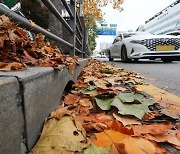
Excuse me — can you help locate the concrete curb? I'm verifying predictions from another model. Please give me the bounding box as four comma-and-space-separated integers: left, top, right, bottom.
0, 59, 87, 153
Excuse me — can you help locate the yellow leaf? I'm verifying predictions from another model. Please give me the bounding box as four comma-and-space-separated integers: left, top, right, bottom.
31, 116, 87, 153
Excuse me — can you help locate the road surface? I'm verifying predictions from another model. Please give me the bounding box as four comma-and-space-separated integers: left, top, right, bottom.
101, 58, 180, 96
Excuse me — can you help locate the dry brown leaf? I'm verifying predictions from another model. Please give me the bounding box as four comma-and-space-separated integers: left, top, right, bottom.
143, 111, 160, 120
110, 120, 134, 135
50, 107, 72, 119
44, 46, 52, 53
69, 63, 75, 74
79, 98, 92, 108
35, 34, 45, 48
110, 143, 127, 154
63, 93, 81, 105
113, 113, 141, 126
158, 99, 180, 119
22, 50, 38, 65
83, 113, 113, 131
0, 62, 23, 71
29, 20, 36, 27
144, 130, 180, 148
131, 123, 173, 135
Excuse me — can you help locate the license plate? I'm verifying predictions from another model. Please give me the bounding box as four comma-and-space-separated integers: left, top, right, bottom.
156, 45, 175, 51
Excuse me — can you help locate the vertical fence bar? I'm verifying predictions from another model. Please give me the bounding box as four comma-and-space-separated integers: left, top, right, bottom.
69, 0, 76, 56
81, 20, 84, 58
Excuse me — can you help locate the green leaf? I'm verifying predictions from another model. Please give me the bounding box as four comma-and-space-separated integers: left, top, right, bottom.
86, 85, 97, 91
84, 144, 111, 154
118, 92, 135, 103
142, 98, 156, 105
95, 97, 113, 110
111, 96, 151, 119
134, 93, 146, 102
94, 92, 156, 119
100, 68, 114, 74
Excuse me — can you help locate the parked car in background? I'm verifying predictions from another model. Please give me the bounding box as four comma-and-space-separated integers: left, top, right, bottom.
109, 32, 180, 62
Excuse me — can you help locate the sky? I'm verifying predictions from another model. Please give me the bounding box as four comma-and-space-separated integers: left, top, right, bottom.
95, 0, 177, 51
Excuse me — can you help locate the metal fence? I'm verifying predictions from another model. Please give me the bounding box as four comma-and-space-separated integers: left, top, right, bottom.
0, 0, 90, 57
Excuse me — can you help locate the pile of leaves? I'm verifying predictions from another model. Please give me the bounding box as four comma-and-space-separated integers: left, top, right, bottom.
31, 59, 180, 154
0, 15, 78, 72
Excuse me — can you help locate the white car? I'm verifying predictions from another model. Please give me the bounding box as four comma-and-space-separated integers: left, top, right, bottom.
109, 32, 180, 62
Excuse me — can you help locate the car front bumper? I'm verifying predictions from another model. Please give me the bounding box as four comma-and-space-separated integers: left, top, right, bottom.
129, 51, 180, 59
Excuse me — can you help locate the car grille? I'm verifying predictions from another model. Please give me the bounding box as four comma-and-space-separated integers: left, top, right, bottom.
140, 38, 180, 51
143, 52, 180, 55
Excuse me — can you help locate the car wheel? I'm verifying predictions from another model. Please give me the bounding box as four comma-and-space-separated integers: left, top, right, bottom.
161, 58, 173, 63
108, 50, 114, 61
121, 46, 130, 63
134, 59, 139, 62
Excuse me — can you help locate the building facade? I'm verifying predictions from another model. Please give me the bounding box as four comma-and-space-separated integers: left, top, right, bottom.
144, 0, 180, 34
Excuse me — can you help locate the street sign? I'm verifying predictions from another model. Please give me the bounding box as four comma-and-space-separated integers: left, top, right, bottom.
101, 24, 108, 27
110, 24, 117, 27
97, 28, 116, 35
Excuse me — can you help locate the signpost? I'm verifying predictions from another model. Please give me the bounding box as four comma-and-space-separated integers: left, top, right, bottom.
97, 28, 116, 35
97, 23, 117, 36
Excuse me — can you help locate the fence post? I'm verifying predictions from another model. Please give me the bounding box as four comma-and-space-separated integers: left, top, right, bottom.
69, 0, 76, 56
77, 0, 84, 58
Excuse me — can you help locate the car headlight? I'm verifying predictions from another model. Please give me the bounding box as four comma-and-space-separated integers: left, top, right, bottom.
130, 40, 142, 44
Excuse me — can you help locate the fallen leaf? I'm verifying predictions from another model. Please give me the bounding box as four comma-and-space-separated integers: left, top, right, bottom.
30, 146, 74, 154
113, 113, 141, 126
73, 82, 88, 89
69, 63, 75, 74
93, 130, 129, 147
79, 98, 92, 108
83, 113, 113, 131
110, 120, 134, 135
84, 144, 111, 154
50, 107, 72, 119
131, 123, 173, 135
0, 62, 23, 71
63, 93, 81, 105
110, 143, 127, 154
144, 130, 180, 148
95, 97, 113, 110
111, 96, 154, 119
143, 112, 160, 120
35, 34, 45, 48
22, 50, 37, 65
158, 99, 180, 119
31, 116, 87, 153
29, 20, 36, 27
93, 130, 165, 154
120, 137, 155, 154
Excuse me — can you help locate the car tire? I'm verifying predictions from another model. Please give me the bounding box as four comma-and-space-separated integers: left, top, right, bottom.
121, 46, 130, 63
134, 59, 139, 62
108, 50, 114, 61
161, 58, 173, 63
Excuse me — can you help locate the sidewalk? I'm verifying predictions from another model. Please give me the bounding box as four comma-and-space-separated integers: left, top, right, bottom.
31, 59, 180, 154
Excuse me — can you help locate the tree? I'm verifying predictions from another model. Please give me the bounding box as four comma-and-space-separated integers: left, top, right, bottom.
82, 0, 124, 52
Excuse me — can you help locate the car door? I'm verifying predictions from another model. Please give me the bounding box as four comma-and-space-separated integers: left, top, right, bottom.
114, 34, 123, 57
110, 38, 118, 57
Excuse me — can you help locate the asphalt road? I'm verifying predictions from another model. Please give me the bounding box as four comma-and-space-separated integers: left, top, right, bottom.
100, 58, 180, 96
